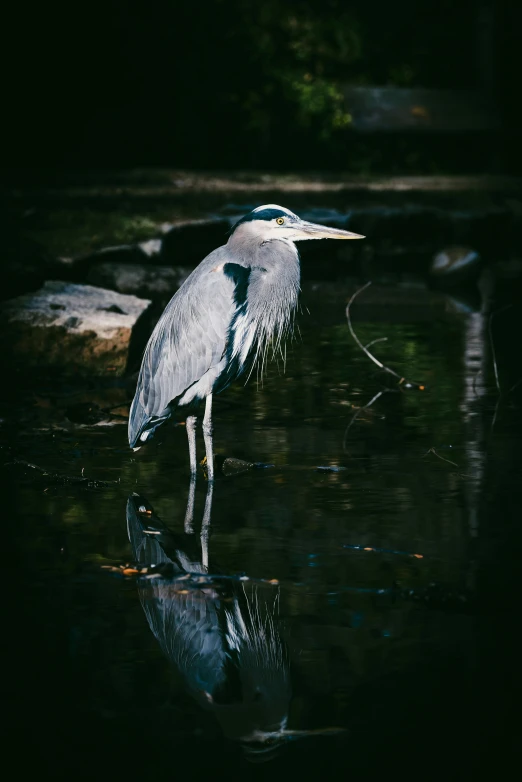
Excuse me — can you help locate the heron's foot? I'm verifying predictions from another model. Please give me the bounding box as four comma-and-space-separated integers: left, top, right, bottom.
200, 455, 215, 482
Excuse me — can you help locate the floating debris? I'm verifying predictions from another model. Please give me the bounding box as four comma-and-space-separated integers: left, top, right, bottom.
343, 543, 424, 559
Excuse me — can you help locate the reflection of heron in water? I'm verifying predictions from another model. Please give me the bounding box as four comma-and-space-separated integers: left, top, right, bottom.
126, 488, 340, 761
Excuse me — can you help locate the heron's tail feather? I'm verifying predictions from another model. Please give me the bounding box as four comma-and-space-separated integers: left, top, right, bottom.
128, 394, 171, 448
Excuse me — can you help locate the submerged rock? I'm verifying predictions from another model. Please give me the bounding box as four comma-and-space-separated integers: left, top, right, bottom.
430, 246, 481, 284
0, 281, 151, 376
82, 238, 163, 266
221, 457, 254, 476
87, 262, 194, 299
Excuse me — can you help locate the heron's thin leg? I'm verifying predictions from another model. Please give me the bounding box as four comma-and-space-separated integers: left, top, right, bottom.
183, 475, 196, 534
200, 479, 214, 571
186, 415, 198, 475
202, 394, 214, 482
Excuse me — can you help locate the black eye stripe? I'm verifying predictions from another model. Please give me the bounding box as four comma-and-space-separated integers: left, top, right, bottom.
229, 207, 298, 235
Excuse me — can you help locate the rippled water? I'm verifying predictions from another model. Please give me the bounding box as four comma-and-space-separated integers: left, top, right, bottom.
5, 278, 521, 778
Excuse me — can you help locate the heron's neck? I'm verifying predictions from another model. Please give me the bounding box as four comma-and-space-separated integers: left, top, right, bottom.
227, 235, 300, 271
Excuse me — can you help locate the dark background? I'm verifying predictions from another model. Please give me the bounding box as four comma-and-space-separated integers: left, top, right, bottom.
2, 4, 522, 779
4, 0, 522, 175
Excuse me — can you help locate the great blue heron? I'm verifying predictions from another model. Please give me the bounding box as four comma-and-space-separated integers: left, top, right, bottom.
128, 204, 364, 477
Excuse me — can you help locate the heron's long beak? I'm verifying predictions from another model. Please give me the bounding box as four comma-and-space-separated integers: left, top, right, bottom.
297, 221, 365, 240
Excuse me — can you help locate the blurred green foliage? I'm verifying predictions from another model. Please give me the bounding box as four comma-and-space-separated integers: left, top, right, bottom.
209, 0, 481, 144
223, 2, 361, 139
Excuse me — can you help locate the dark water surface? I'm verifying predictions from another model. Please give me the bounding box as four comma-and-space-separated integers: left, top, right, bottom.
4, 280, 521, 779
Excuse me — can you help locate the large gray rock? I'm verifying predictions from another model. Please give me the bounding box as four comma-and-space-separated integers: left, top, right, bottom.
160, 218, 230, 263
0, 281, 151, 376
87, 263, 194, 299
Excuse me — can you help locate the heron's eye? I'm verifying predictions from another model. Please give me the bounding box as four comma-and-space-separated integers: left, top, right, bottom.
276, 217, 285, 225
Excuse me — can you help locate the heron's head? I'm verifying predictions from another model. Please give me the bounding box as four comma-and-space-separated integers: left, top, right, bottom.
229, 204, 364, 243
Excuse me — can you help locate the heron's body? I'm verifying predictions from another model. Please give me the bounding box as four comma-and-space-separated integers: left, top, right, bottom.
129, 228, 299, 448
128, 205, 363, 477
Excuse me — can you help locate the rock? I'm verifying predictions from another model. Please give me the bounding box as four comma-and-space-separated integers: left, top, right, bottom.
87, 263, 194, 299
64, 402, 109, 425
221, 457, 254, 477
0, 281, 151, 376
430, 246, 481, 283
160, 218, 231, 263
79, 238, 163, 268
73, 218, 229, 274
3, 233, 59, 301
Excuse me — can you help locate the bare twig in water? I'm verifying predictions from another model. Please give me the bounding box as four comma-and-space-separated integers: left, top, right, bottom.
491, 396, 501, 432
346, 282, 425, 390
7, 458, 118, 489
488, 305, 513, 396
422, 447, 459, 468
508, 377, 522, 394
472, 367, 483, 398
343, 543, 424, 559
343, 389, 390, 450
488, 310, 501, 394
487, 305, 514, 431
364, 336, 388, 351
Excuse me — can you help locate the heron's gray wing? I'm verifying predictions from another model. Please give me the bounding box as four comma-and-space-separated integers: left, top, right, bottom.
128, 249, 236, 445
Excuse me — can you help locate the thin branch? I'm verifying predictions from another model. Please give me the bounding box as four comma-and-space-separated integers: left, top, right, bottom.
491, 396, 500, 432
488, 304, 513, 396
488, 310, 501, 394
346, 283, 389, 372
472, 367, 483, 398
364, 336, 388, 351
8, 458, 118, 488
508, 377, 522, 394
422, 447, 459, 468
346, 282, 424, 390
343, 389, 389, 450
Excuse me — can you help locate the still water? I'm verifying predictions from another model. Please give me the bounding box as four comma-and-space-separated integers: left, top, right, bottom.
5, 280, 521, 779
